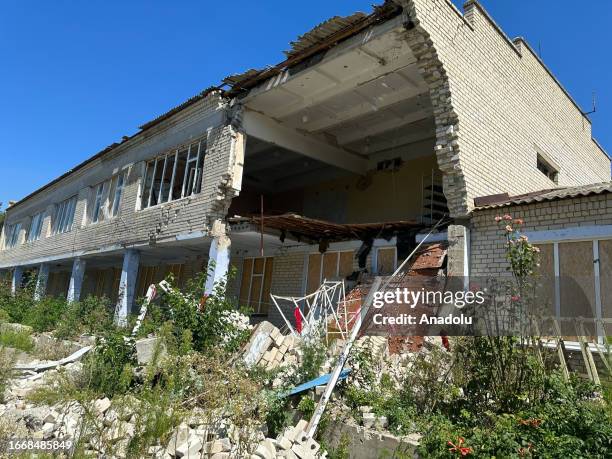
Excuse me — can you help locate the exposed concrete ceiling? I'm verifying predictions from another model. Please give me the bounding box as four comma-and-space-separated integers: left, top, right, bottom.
241, 17, 435, 189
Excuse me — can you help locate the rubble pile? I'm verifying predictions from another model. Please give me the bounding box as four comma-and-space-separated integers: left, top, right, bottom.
243, 321, 301, 371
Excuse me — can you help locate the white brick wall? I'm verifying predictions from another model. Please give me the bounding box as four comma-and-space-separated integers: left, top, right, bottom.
402, 0, 610, 215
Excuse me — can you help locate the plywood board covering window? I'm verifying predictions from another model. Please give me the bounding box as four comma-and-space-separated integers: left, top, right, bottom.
307, 250, 354, 294
534, 244, 555, 317
598, 240, 612, 323
558, 241, 596, 336
239, 257, 274, 315
377, 247, 397, 274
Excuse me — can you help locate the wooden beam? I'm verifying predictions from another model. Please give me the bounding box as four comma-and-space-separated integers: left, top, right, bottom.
242, 110, 368, 174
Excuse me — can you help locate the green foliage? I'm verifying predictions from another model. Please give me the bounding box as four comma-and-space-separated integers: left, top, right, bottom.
290, 331, 327, 385
265, 391, 292, 438
297, 395, 316, 418
145, 269, 251, 354
54, 295, 115, 339
0, 329, 34, 352
82, 331, 136, 397
21, 296, 68, 332
0, 347, 15, 403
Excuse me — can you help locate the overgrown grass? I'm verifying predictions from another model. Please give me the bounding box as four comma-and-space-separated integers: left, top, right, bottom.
0, 329, 34, 352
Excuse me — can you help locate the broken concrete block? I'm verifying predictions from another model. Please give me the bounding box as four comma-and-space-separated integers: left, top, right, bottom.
273, 333, 285, 348
175, 433, 203, 458
165, 422, 191, 457
294, 432, 320, 456
375, 416, 388, 430
41, 422, 55, 439
93, 397, 111, 416
277, 450, 298, 459
291, 442, 318, 459
243, 321, 277, 366
0, 322, 32, 334
211, 453, 230, 459
254, 439, 276, 459
278, 435, 293, 450
362, 412, 376, 429
135, 337, 167, 365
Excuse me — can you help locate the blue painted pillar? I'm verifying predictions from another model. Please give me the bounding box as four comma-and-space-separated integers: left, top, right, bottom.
67, 258, 86, 303
204, 230, 231, 296
34, 263, 50, 301
115, 249, 140, 326
11, 267, 23, 295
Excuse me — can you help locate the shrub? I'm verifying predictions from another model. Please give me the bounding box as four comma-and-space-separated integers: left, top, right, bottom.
22, 296, 68, 332
54, 295, 115, 339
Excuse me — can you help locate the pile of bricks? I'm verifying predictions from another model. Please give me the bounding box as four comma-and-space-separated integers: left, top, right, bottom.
253, 420, 324, 459
243, 321, 301, 371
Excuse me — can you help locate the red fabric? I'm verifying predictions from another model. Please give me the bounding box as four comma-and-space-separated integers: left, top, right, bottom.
294, 306, 302, 334
441, 334, 450, 351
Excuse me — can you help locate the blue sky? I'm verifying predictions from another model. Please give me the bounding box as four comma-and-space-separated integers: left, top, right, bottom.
0, 1, 610, 208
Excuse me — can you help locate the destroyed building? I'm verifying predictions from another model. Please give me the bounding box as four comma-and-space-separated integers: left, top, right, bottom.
1, 0, 610, 327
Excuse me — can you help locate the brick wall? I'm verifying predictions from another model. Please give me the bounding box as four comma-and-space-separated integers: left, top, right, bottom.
0, 92, 242, 268
470, 192, 612, 276
401, 0, 610, 216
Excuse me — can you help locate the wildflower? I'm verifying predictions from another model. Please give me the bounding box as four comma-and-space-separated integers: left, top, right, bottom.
448, 437, 473, 456
518, 443, 534, 457
511, 295, 521, 302
532, 246, 540, 253
505, 225, 513, 232
519, 235, 529, 241
514, 218, 524, 225
503, 214, 512, 220
495, 215, 503, 222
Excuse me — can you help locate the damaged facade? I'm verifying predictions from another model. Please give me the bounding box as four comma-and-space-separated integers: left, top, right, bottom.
0, 0, 610, 327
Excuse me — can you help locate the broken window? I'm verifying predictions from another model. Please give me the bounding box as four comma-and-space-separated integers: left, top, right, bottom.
537, 153, 559, 183
91, 182, 106, 223
27, 212, 44, 242
4, 223, 22, 248
140, 139, 205, 210
89, 172, 126, 223
239, 257, 274, 315
52, 196, 77, 234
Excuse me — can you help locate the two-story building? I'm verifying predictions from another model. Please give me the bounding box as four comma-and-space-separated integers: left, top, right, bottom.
1, 0, 610, 327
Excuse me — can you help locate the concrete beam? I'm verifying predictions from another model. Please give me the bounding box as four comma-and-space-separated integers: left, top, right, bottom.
204, 225, 232, 296
67, 258, 86, 303
115, 249, 140, 326
34, 263, 50, 301
242, 110, 368, 174
11, 267, 23, 295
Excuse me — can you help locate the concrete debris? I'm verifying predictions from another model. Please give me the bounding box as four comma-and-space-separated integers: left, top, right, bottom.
243, 321, 301, 373
135, 336, 167, 365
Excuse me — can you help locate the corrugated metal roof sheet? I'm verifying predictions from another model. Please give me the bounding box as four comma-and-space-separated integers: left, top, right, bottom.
284, 12, 368, 58
474, 181, 612, 210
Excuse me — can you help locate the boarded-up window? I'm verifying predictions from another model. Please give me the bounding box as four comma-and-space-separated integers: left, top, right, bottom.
558, 241, 596, 335
307, 251, 354, 294
239, 257, 274, 315
376, 247, 397, 274
598, 240, 612, 328
534, 244, 555, 318
137, 266, 159, 299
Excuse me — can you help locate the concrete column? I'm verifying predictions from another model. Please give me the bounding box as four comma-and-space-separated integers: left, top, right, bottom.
11, 266, 23, 295
34, 263, 50, 301
115, 249, 140, 326
204, 222, 231, 295
67, 258, 86, 303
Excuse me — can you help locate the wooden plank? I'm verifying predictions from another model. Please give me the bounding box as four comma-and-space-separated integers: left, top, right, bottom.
339, 251, 354, 277
322, 252, 338, 281
261, 258, 274, 315
307, 253, 322, 294
239, 259, 253, 306
377, 247, 396, 275
535, 244, 556, 319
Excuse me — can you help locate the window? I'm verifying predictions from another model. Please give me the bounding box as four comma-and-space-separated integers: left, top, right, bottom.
5, 223, 22, 248
537, 153, 559, 183
52, 196, 77, 234
239, 257, 274, 315
141, 139, 205, 209
110, 173, 125, 217
306, 251, 354, 294
91, 182, 106, 223
27, 212, 44, 242
89, 172, 126, 223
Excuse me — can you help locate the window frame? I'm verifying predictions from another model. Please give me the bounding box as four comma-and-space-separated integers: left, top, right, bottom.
140, 138, 205, 210
240, 256, 274, 315
52, 196, 77, 235
26, 212, 44, 242
5, 222, 22, 248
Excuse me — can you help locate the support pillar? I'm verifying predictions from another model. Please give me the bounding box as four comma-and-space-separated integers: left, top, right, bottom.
34, 263, 50, 301
115, 249, 140, 326
11, 266, 23, 295
67, 258, 86, 303
204, 222, 231, 295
